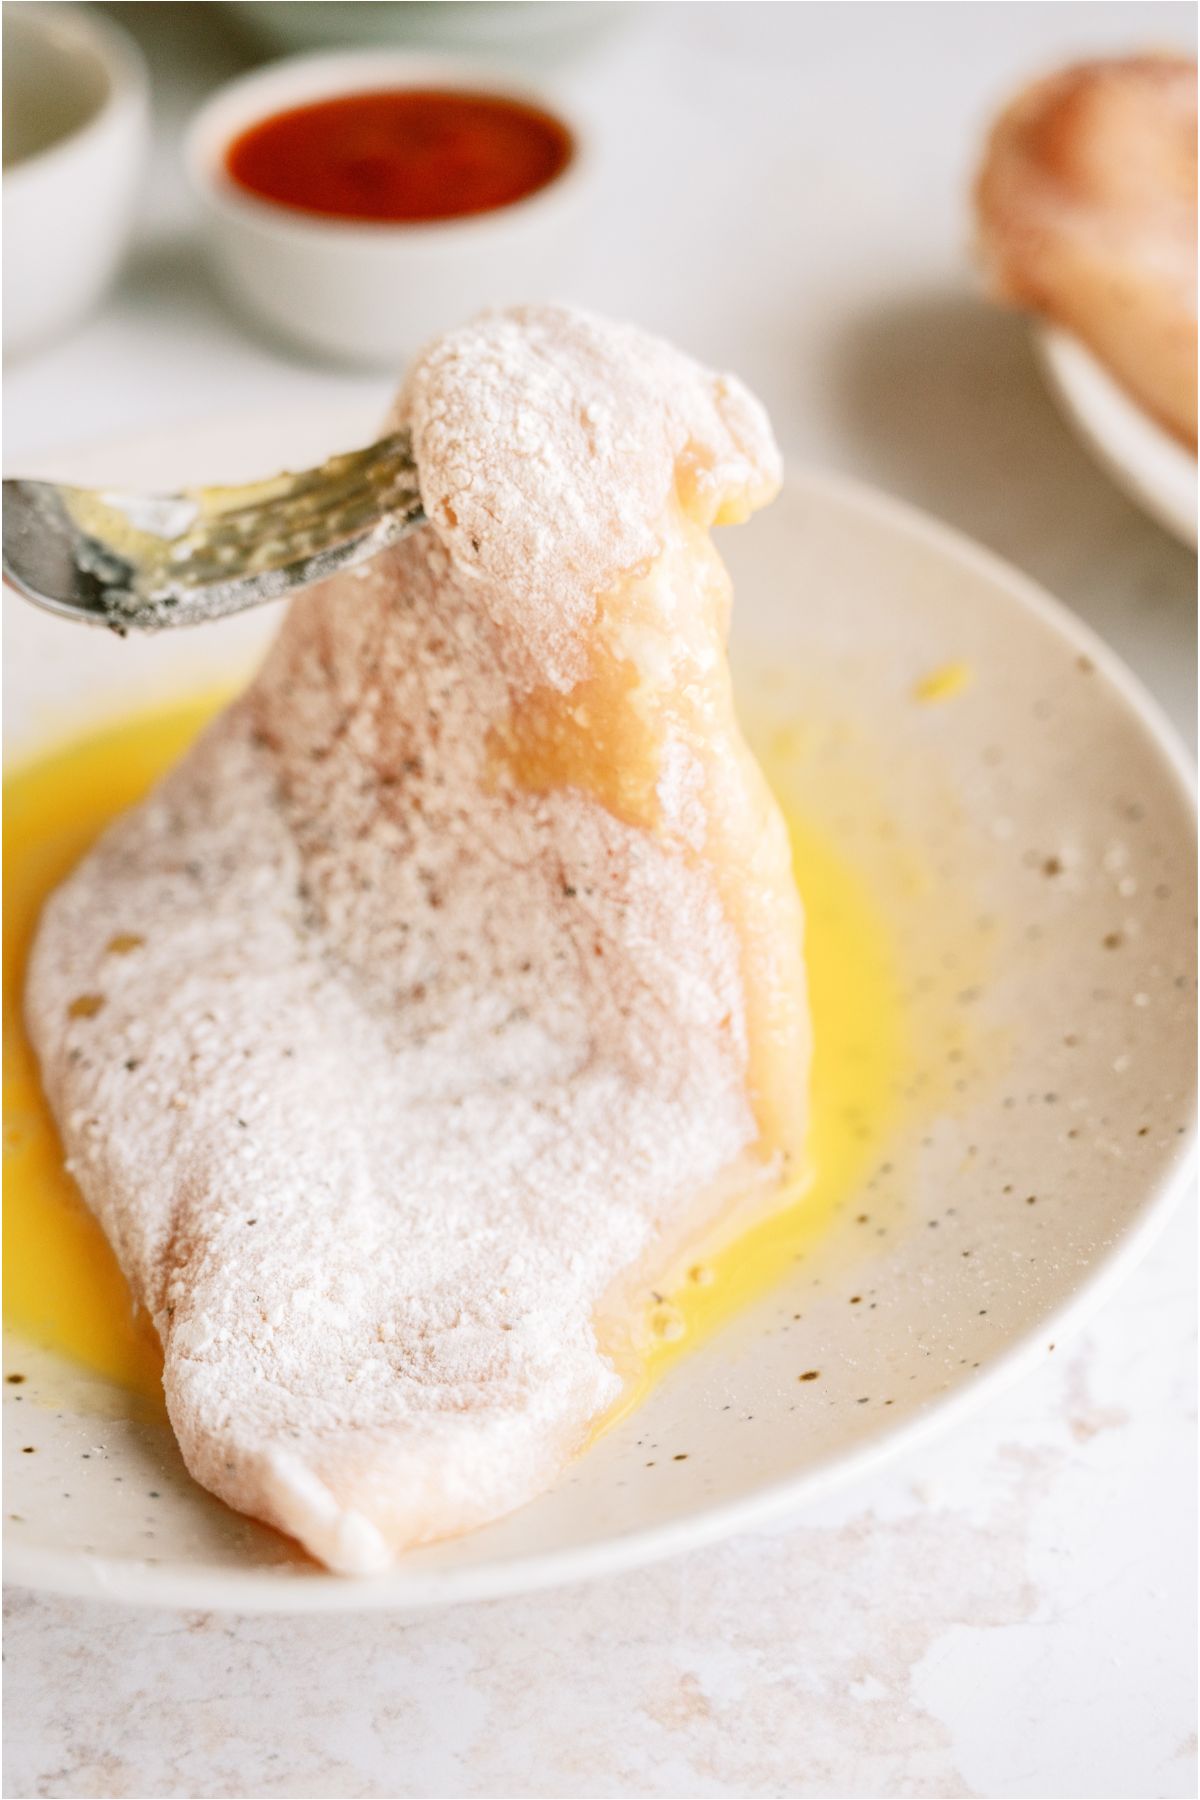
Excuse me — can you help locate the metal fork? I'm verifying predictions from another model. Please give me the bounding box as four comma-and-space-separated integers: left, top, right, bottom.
2, 430, 426, 633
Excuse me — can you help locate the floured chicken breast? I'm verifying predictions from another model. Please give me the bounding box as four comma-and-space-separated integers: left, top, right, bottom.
975, 54, 1197, 445
27, 307, 809, 1573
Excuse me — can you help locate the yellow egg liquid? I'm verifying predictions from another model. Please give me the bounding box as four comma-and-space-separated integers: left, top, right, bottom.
3, 701, 225, 1407
3, 695, 905, 1415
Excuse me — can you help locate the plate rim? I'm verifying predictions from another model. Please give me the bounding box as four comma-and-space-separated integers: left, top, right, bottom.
5, 447, 1196, 1611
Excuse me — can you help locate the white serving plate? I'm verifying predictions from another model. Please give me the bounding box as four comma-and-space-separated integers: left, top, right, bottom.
1036, 324, 1197, 549
4, 407, 1195, 1611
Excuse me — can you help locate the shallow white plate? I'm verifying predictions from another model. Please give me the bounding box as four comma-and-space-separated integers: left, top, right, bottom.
1036, 324, 1197, 549
4, 407, 1195, 1610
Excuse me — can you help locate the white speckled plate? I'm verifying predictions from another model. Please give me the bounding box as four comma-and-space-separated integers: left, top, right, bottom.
1036, 324, 1198, 549
4, 407, 1195, 1610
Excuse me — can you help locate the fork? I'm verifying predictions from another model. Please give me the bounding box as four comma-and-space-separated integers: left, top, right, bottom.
2, 430, 426, 633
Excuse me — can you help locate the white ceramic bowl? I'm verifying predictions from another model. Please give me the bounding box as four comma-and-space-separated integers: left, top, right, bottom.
224, 2, 617, 59
186, 52, 592, 367
2, 3, 148, 361
1035, 324, 1198, 550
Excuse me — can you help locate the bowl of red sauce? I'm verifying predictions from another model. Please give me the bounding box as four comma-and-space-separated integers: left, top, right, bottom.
187, 53, 590, 365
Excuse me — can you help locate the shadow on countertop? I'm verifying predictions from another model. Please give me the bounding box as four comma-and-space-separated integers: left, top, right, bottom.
115, 236, 379, 379
830, 291, 1196, 693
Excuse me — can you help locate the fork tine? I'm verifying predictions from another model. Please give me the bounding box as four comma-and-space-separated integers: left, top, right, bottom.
3, 431, 427, 632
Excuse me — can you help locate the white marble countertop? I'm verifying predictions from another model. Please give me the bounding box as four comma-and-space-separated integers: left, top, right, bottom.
5, 5, 1195, 1796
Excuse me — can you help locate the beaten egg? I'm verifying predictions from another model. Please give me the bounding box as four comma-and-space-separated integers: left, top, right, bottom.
3, 693, 907, 1421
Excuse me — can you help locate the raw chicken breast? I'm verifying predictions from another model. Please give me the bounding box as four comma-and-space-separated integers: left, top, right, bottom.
27, 307, 809, 1572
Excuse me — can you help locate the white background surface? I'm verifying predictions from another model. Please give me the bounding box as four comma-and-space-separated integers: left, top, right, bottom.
4, 4, 1196, 1796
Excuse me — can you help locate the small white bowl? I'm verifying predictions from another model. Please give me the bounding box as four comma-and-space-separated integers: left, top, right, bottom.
1035, 324, 1198, 550
223, 2, 618, 59
2, 3, 148, 361
185, 52, 592, 368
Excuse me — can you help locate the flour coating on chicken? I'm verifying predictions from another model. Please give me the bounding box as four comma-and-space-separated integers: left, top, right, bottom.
27, 307, 809, 1571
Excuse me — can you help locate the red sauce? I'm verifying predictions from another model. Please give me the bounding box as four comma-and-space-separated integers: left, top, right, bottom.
225, 88, 574, 224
